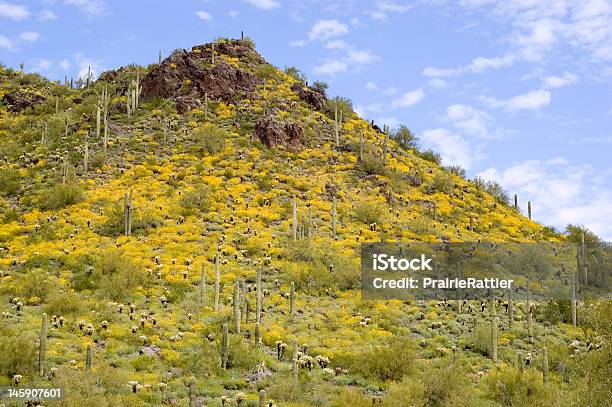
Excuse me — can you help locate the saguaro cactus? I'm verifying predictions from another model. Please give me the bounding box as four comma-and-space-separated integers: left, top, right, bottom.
96, 102, 101, 140
528, 201, 532, 219
542, 347, 549, 383
508, 285, 514, 328
39, 313, 47, 377
233, 281, 241, 334
571, 269, 577, 326
489, 317, 497, 363
189, 377, 196, 407
290, 282, 295, 316
255, 322, 261, 347
221, 323, 229, 369
211, 43, 216, 65
382, 125, 389, 166
199, 263, 206, 306
214, 254, 221, 311
292, 358, 298, 385
517, 351, 524, 373
258, 390, 266, 407
83, 141, 89, 173
85, 344, 92, 370
292, 195, 298, 240
124, 189, 133, 236
331, 196, 337, 239
514, 194, 518, 210
490, 316, 498, 362
256, 267, 262, 323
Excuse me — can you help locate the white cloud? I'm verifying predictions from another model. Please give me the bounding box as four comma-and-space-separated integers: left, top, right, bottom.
421, 128, 477, 170
391, 88, 425, 108
365, 82, 378, 91
0, 1, 29, 20
325, 39, 348, 49
244, 0, 280, 10
195, 11, 212, 20
428, 78, 448, 88
64, 0, 109, 17
346, 49, 379, 64
228, 10, 239, 18
31, 58, 52, 72
38, 9, 57, 21
309, 19, 348, 41
350, 17, 361, 26
422, 66, 461, 77
445, 104, 492, 138
289, 40, 306, 47
19, 31, 39, 42
0, 34, 13, 50
74, 53, 104, 82
313, 59, 347, 75
477, 159, 612, 240
368, 0, 412, 21
381, 86, 397, 95
542, 71, 577, 88
480, 89, 551, 112
467, 54, 516, 72
59, 59, 71, 70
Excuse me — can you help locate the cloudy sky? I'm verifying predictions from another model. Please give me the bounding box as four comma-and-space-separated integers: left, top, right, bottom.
2, 0, 612, 239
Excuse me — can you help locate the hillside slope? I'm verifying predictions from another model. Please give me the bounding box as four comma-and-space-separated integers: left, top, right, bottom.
0, 39, 608, 407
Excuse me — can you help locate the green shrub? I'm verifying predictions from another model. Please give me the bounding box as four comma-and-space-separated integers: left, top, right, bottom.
427, 172, 455, 194
0, 321, 37, 377
357, 153, 386, 176
0, 167, 20, 196
483, 367, 560, 407
343, 337, 416, 381
179, 184, 212, 215
192, 123, 226, 155
354, 201, 385, 225
41, 182, 84, 209
416, 149, 441, 164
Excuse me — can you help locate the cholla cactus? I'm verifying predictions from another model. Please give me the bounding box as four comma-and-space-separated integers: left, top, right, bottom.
13, 374, 23, 384
101, 320, 109, 330
84, 323, 94, 336
128, 380, 142, 393
275, 341, 287, 360
315, 355, 329, 368
236, 392, 246, 406
158, 382, 167, 392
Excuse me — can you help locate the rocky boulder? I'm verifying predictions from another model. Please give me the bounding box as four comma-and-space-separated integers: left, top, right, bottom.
291, 83, 327, 110
255, 116, 304, 148
2, 90, 46, 113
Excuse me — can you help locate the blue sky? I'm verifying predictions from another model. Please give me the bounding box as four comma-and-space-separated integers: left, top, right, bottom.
1, 0, 611, 239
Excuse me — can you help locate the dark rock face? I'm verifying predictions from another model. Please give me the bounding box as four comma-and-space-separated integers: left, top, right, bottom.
255, 116, 304, 148
140, 40, 263, 113
291, 83, 327, 110
2, 90, 46, 113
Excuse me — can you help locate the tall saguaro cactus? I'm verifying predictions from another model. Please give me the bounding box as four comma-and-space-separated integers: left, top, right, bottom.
291, 195, 298, 240
517, 351, 524, 373
508, 285, 514, 328
83, 141, 89, 173
334, 102, 342, 148
514, 194, 518, 210
39, 313, 47, 377
221, 323, 229, 369
233, 281, 241, 334
214, 254, 221, 311
331, 196, 337, 239
290, 282, 295, 316
256, 267, 262, 323
490, 316, 498, 362
258, 390, 266, 407
85, 345, 92, 370
528, 201, 532, 219
124, 189, 133, 236
188, 377, 196, 407
255, 322, 261, 347
199, 263, 206, 307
